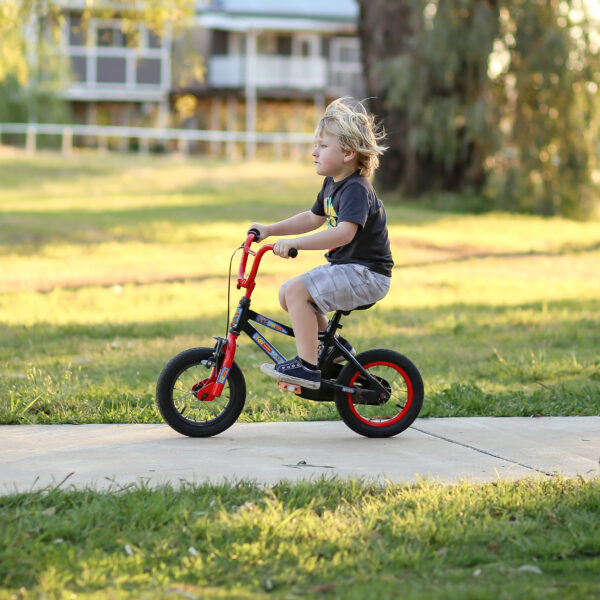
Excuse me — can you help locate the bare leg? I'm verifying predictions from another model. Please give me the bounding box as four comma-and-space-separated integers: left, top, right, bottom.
316, 312, 328, 332
281, 277, 319, 365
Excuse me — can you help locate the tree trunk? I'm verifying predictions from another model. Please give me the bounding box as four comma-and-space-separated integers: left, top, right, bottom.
358, 0, 499, 196
357, 0, 413, 192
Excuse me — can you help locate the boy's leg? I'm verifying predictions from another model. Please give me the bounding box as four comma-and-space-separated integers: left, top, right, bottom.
280, 281, 328, 333
283, 277, 319, 365
316, 312, 328, 332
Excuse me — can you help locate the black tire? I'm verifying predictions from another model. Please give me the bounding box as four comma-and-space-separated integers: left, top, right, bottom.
156, 347, 246, 437
335, 348, 424, 438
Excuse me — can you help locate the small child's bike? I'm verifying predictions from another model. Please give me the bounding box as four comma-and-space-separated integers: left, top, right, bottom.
156, 231, 424, 438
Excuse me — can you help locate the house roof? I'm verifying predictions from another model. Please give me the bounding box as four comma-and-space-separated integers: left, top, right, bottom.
203, 0, 358, 21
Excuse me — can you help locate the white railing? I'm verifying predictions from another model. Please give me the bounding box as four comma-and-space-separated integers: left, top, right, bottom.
209, 55, 328, 89
0, 123, 315, 159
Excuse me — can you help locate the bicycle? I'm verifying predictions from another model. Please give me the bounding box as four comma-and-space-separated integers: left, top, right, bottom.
156, 230, 424, 438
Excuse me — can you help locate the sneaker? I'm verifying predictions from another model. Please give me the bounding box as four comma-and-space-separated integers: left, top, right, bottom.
260, 356, 321, 390
322, 336, 356, 364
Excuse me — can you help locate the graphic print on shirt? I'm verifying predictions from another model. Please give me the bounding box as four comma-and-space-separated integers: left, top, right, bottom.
324, 196, 338, 228
324, 196, 338, 255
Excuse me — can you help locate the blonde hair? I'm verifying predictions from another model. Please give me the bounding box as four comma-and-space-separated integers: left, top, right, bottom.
316, 97, 387, 178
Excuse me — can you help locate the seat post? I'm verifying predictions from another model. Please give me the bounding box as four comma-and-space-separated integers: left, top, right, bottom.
326, 310, 344, 335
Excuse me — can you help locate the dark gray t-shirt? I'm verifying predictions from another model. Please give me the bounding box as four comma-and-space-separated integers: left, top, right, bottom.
311, 172, 394, 277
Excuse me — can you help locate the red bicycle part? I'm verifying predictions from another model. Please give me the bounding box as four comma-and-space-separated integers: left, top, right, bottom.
237, 232, 276, 298
192, 377, 217, 402
347, 361, 414, 427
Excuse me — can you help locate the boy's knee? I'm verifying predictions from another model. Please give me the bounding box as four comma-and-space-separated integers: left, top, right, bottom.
280, 277, 311, 310
286, 277, 309, 299
278, 285, 288, 311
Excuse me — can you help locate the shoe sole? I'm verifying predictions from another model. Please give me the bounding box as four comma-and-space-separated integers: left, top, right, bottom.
260, 363, 321, 390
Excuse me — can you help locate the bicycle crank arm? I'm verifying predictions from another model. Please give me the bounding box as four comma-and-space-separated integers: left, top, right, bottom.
320, 379, 389, 405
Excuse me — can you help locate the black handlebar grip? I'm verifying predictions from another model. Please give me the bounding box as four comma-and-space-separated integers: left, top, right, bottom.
288, 248, 298, 258
247, 228, 262, 241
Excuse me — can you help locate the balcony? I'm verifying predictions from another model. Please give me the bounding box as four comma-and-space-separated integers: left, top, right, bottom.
62, 48, 170, 102
208, 55, 328, 90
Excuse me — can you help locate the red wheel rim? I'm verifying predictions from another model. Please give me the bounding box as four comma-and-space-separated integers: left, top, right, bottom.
347, 361, 413, 427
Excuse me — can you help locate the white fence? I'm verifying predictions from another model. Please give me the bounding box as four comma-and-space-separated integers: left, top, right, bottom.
0, 123, 315, 160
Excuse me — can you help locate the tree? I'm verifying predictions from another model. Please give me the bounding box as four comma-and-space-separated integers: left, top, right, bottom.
358, 0, 499, 196
358, 0, 600, 217
487, 0, 600, 216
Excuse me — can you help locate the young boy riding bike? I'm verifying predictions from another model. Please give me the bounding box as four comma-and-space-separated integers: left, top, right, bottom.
249, 97, 393, 390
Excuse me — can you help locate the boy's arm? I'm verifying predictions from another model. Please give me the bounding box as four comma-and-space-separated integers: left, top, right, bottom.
273, 221, 358, 258
250, 211, 325, 241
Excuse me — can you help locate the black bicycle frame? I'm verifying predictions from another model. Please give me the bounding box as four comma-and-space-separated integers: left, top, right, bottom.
226, 296, 389, 404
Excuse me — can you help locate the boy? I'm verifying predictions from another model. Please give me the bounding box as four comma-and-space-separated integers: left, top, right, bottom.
250, 97, 393, 390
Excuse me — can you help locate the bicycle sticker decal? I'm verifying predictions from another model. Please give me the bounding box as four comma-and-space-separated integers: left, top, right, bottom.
230, 307, 242, 328
255, 314, 289, 335
252, 332, 286, 364
217, 366, 230, 384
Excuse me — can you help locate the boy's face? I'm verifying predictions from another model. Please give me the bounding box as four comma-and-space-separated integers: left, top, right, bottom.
312, 130, 357, 181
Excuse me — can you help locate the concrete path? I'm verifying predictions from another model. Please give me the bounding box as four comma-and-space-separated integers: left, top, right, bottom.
1, 417, 598, 495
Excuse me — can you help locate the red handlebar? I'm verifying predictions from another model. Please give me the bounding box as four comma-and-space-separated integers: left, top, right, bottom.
237, 233, 296, 298
237, 233, 274, 297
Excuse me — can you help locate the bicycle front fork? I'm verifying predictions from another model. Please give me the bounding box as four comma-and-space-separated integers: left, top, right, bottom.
193, 333, 238, 401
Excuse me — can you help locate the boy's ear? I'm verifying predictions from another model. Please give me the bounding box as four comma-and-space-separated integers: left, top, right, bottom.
343, 149, 357, 164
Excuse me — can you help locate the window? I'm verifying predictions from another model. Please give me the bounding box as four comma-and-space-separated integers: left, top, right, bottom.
136, 58, 162, 85
148, 31, 162, 49
276, 35, 292, 56
68, 13, 86, 46
300, 41, 311, 57
97, 27, 129, 47
70, 56, 87, 82
339, 45, 359, 63
97, 57, 127, 83
331, 38, 360, 63
212, 30, 228, 55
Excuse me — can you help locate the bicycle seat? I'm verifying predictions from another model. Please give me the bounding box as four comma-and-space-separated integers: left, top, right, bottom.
340, 302, 375, 316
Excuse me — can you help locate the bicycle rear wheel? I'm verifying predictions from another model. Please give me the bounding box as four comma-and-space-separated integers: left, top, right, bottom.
335, 348, 423, 438
156, 347, 246, 437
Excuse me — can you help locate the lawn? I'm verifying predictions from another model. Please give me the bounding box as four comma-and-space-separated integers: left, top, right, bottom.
1, 477, 599, 599
1, 151, 599, 599
1, 152, 598, 424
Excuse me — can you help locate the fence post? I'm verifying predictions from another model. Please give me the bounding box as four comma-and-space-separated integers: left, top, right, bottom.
178, 136, 188, 155
62, 127, 73, 156
26, 125, 36, 154
274, 136, 283, 161
139, 137, 149, 155
98, 135, 108, 154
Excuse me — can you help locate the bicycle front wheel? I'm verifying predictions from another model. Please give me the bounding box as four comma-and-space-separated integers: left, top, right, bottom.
156, 347, 246, 437
335, 349, 423, 438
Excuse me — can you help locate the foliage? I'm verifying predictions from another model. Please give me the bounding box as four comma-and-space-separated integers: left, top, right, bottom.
486, 0, 600, 217
359, 0, 600, 218
0, 0, 68, 123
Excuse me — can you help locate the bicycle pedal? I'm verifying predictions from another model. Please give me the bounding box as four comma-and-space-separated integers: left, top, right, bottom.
278, 381, 302, 395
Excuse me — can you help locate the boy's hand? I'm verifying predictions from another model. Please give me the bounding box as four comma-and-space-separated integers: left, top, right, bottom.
248, 223, 269, 242
273, 238, 297, 259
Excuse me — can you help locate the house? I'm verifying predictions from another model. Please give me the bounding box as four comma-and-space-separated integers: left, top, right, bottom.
58, 0, 362, 153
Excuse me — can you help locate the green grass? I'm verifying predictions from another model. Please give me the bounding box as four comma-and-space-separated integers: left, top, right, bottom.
1, 151, 599, 424
1, 477, 599, 599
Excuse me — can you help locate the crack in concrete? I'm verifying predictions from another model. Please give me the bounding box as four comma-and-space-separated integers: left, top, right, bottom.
412, 426, 556, 477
